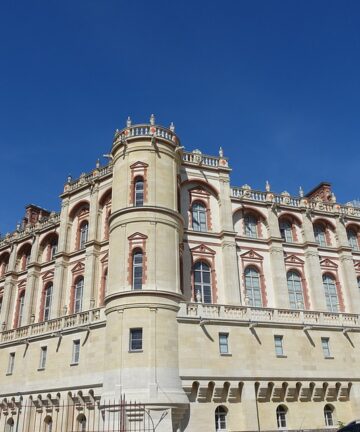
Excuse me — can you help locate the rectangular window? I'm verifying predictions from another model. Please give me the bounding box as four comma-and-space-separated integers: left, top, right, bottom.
321, 337, 331, 358
219, 333, 229, 354
129, 328, 143, 351
72, 340, 80, 364
7, 352, 15, 375
39, 346, 47, 370
274, 335, 284, 356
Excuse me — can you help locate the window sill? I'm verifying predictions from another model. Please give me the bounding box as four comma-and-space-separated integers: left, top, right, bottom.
324, 356, 334, 360
220, 353, 232, 357
129, 350, 143, 353
5, 373, 13, 376
70, 362, 79, 366
37, 367, 45, 371
276, 355, 287, 358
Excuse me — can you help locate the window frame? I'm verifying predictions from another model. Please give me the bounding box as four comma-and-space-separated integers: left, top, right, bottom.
7, 352, 15, 375
244, 214, 258, 238
244, 266, 262, 307
215, 406, 227, 432
43, 283, 53, 321
287, 270, 304, 310
79, 221, 89, 250
274, 335, 284, 357
192, 201, 207, 232
279, 219, 293, 243
321, 337, 331, 358
193, 260, 212, 304
74, 277, 84, 314
314, 223, 327, 247
324, 405, 334, 427
219, 333, 229, 355
134, 177, 144, 207
132, 249, 143, 290
71, 340, 80, 365
129, 328, 143, 352
276, 405, 287, 429
323, 274, 339, 313
347, 228, 359, 251
39, 346, 47, 370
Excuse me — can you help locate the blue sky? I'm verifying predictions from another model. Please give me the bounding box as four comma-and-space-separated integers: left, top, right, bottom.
1, 0, 360, 234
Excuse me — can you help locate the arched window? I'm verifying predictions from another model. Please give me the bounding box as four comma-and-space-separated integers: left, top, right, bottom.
132, 250, 143, 290
79, 222, 89, 249
276, 405, 287, 429
0, 253, 9, 277
314, 223, 327, 247
324, 404, 334, 427
347, 229, 359, 251
5, 418, 14, 432
192, 202, 207, 232
43, 283, 53, 321
17, 291, 25, 327
287, 271, 304, 309
44, 415, 53, 432
77, 414, 86, 432
134, 177, 144, 207
74, 278, 84, 313
323, 274, 339, 312
244, 267, 262, 307
194, 261, 212, 303
244, 214, 258, 238
279, 219, 293, 242
215, 406, 227, 431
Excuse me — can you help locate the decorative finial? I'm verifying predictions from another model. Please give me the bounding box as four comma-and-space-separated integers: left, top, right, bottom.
265, 180, 271, 192
67, 174, 72, 183
299, 186, 304, 198
16, 222, 21, 231
96, 159, 100, 169
126, 116, 132, 127
169, 122, 175, 132
150, 114, 155, 125
219, 147, 224, 158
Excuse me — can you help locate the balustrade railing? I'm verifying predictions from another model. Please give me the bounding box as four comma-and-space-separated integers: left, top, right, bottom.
178, 302, 360, 328
230, 186, 360, 218
113, 124, 177, 145
0, 308, 104, 344
65, 164, 113, 192
182, 151, 222, 167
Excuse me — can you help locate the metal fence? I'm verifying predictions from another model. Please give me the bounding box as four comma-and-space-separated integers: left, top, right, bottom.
0, 397, 156, 432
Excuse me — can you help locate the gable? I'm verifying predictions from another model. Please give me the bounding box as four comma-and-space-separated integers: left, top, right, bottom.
284, 254, 304, 265
190, 244, 216, 256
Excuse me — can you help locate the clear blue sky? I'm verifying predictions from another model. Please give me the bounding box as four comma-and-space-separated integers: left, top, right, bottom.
1, 0, 360, 234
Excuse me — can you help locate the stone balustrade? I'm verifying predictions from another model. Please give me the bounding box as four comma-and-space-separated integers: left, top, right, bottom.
230, 186, 360, 218
0, 308, 105, 344
182, 151, 227, 168
0, 213, 61, 248
64, 164, 113, 193
178, 302, 360, 329
113, 124, 178, 146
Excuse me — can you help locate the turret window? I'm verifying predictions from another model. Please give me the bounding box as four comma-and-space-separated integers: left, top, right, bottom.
134, 177, 144, 207
276, 405, 287, 429
323, 274, 338, 312
194, 261, 212, 303
192, 202, 207, 232
287, 271, 304, 309
324, 404, 334, 426
244, 267, 262, 307
215, 406, 227, 432
132, 250, 143, 290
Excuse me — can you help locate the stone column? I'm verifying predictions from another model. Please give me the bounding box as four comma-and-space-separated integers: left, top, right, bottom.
23, 235, 41, 325
241, 382, 261, 431
53, 198, 70, 316
301, 209, 326, 310
266, 203, 288, 308
84, 184, 100, 309
219, 173, 241, 304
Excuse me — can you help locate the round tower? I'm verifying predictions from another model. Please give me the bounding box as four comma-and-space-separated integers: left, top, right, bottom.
102, 116, 188, 428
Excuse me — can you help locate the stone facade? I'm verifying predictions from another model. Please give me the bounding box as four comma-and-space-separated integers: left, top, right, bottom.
0, 117, 359, 431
